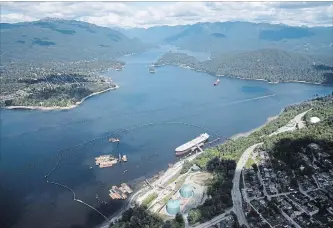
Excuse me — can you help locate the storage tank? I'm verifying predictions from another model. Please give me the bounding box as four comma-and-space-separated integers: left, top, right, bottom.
180, 184, 194, 198
166, 199, 180, 215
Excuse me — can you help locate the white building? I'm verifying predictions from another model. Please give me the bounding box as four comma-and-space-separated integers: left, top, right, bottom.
310, 117, 320, 124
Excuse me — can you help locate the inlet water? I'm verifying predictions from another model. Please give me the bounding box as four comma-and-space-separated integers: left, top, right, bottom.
0, 46, 331, 228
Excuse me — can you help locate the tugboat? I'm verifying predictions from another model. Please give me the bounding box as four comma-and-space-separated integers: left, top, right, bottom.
214, 78, 220, 86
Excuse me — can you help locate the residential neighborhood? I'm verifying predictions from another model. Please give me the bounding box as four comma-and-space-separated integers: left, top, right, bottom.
242, 143, 333, 228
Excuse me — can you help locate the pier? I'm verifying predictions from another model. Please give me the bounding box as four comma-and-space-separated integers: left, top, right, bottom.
145, 179, 154, 189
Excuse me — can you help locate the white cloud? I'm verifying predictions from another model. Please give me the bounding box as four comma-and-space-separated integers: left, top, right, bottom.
1, 13, 36, 23
1, 1, 332, 28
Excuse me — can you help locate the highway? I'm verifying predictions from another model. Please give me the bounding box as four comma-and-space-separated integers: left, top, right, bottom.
190, 208, 232, 228
231, 143, 262, 227
101, 109, 312, 228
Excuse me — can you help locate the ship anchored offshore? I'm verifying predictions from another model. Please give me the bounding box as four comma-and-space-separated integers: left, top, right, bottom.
149, 64, 156, 73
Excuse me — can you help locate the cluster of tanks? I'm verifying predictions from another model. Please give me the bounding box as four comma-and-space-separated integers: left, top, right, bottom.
166, 184, 194, 215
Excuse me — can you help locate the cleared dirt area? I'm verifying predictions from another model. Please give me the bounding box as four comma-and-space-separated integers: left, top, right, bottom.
190, 172, 213, 185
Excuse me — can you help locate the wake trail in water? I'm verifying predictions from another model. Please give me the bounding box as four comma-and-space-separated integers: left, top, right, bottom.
1, 94, 276, 181
3, 94, 276, 139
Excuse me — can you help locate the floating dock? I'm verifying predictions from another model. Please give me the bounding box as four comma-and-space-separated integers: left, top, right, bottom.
109, 183, 133, 200
95, 155, 118, 168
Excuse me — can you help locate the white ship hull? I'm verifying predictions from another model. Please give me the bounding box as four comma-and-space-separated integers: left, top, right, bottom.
175, 133, 209, 155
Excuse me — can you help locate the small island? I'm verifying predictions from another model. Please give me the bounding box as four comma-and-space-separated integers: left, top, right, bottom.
155, 49, 333, 85
0, 59, 124, 109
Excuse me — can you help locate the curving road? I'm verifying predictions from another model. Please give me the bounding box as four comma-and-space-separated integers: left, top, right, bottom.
231, 109, 311, 227
231, 143, 262, 227
191, 208, 233, 228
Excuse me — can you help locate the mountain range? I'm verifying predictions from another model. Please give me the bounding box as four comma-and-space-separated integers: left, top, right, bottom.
0, 18, 150, 64
120, 21, 333, 57
2, 19, 332, 64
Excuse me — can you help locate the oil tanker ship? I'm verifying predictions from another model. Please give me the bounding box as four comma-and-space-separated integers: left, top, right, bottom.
149, 65, 156, 73
175, 133, 209, 155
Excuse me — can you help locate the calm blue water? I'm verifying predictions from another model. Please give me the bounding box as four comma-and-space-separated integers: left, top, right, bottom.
0, 47, 331, 228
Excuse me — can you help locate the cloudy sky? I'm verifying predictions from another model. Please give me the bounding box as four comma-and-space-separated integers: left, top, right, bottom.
1, 1, 332, 28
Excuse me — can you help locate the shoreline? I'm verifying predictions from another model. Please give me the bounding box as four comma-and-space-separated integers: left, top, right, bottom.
213, 70, 331, 86
158, 63, 331, 86
4, 85, 119, 111
216, 74, 328, 86
102, 110, 284, 227
230, 114, 280, 140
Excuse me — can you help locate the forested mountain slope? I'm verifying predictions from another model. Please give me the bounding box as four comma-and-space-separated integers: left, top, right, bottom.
0, 18, 150, 108
155, 49, 333, 84
123, 21, 333, 57
0, 18, 149, 63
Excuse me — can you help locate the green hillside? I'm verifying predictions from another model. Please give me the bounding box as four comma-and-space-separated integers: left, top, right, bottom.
0, 18, 149, 63
0, 18, 150, 108
155, 49, 333, 84
124, 21, 333, 57
164, 22, 333, 57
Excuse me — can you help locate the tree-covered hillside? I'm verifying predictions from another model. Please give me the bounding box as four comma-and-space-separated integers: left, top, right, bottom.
0, 18, 150, 108
163, 22, 333, 57
155, 49, 333, 84
0, 18, 150, 63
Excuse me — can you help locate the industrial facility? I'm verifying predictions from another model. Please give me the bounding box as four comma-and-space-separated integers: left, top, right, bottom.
166, 199, 181, 215
180, 184, 194, 198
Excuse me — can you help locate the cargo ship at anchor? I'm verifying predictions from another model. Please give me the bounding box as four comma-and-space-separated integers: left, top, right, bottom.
175, 133, 210, 155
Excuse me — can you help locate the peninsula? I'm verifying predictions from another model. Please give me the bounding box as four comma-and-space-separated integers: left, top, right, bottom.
155, 49, 333, 85
0, 60, 121, 109
0, 18, 149, 109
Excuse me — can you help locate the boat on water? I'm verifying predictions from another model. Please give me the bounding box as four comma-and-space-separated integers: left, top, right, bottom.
149, 65, 156, 73
115, 65, 123, 71
214, 79, 220, 86
122, 155, 127, 162
175, 133, 210, 155
109, 138, 120, 143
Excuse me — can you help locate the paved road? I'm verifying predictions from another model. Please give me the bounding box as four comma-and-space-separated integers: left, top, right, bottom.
231, 143, 262, 227
101, 110, 312, 228
191, 208, 233, 228
270, 109, 311, 136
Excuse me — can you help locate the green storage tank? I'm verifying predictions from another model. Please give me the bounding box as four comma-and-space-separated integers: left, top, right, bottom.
166, 199, 181, 215
180, 184, 194, 198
